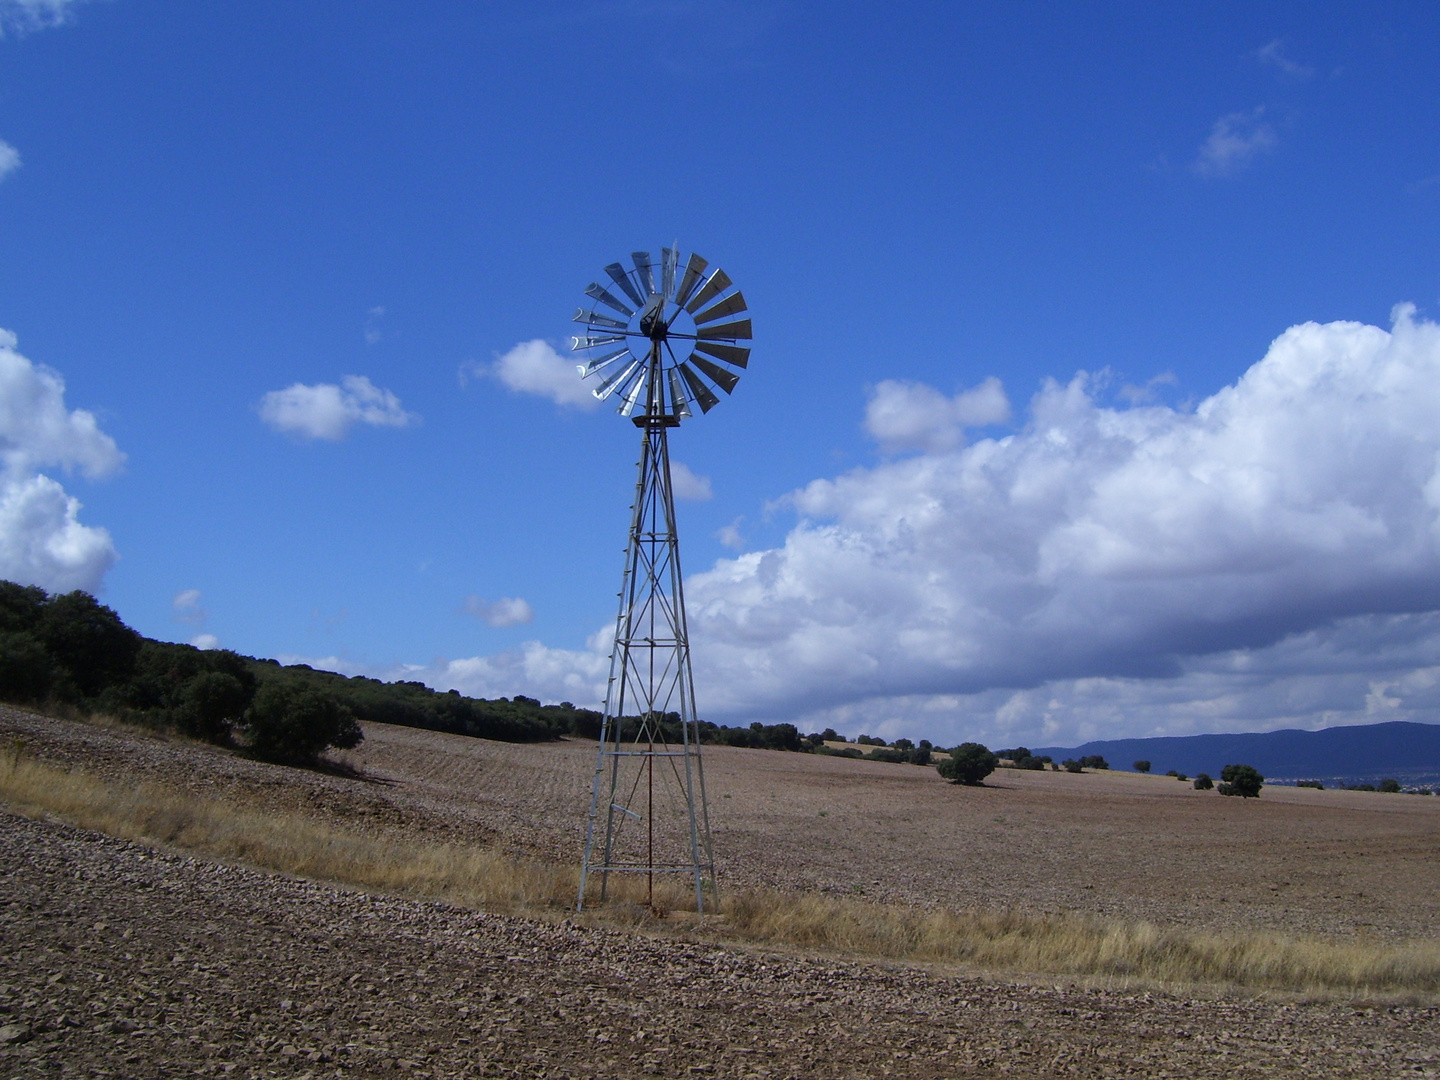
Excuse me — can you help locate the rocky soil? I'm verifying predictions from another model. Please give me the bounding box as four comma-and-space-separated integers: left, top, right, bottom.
5, 707, 1439, 942
5, 810, 1439, 1080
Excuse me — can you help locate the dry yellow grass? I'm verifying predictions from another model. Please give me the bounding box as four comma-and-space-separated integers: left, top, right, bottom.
724, 890, 1440, 994
5, 741, 1439, 995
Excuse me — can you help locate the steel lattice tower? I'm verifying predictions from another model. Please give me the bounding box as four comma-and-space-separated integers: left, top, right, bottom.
572, 247, 749, 914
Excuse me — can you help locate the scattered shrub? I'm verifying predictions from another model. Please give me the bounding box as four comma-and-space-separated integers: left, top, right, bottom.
1193, 772, 1213, 790
937, 742, 996, 785
1062, 758, 1083, 773
1133, 760, 1151, 773
1174, 773, 1187, 782
1079, 755, 1109, 770
1297, 779, 1324, 790
1219, 763, 1264, 798
239, 680, 363, 764
1379, 778, 1401, 793
1347, 782, 1377, 792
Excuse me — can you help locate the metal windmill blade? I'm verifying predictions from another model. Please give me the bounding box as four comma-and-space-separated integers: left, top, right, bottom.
585, 282, 634, 317
661, 247, 679, 299
573, 307, 628, 331
696, 318, 751, 341
684, 268, 733, 315
692, 290, 747, 326
674, 252, 709, 308
605, 263, 645, 308
694, 341, 750, 368
688, 354, 740, 394
631, 252, 655, 296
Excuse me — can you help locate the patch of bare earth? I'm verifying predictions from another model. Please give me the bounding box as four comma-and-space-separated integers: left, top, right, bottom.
4, 707, 1440, 1077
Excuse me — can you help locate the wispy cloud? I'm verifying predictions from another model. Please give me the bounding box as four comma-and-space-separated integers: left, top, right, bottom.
715, 517, 745, 550
462, 595, 535, 628
0, 0, 88, 36
0, 140, 19, 183
259, 375, 417, 441
1194, 107, 1277, 177
1256, 39, 1313, 81
363, 306, 386, 345
172, 588, 207, 626
670, 461, 713, 501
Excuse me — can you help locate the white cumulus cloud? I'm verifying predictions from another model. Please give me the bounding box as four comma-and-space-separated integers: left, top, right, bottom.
259, 375, 416, 441
0, 329, 121, 592
489, 339, 600, 410
462, 595, 535, 628
675, 303, 1440, 741
1194, 107, 1277, 177
864, 376, 1010, 453
670, 461, 713, 501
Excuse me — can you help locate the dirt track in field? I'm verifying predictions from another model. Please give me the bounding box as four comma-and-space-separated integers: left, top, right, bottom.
4, 707, 1440, 1078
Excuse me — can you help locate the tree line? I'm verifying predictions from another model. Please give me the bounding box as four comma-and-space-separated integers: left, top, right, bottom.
0, 582, 939, 768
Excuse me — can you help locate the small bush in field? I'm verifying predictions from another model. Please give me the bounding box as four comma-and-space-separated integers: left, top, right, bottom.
936, 743, 996, 785
1133, 760, 1151, 773
1193, 773, 1213, 790
1219, 763, 1263, 798
240, 680, 363, 764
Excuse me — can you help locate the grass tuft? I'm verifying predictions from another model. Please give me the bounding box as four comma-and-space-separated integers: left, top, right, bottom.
4, 744, 1439, 995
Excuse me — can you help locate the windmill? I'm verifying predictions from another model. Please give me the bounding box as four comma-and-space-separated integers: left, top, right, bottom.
572, 247, 750, 914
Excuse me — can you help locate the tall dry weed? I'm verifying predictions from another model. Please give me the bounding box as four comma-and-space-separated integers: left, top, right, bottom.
723, 889, 1440, 993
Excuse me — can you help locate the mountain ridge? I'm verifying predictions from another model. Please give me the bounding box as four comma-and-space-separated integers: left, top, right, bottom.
1032, 719, 1440, 786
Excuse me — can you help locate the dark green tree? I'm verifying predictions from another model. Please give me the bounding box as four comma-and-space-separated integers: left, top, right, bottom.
239, 680, 363, 764
0, 630, 54, 702
36, 590, 141, 699
1219, 763, 1263, 798
937, 742, 996, 785
1193, 772, 1213, 790
176, 671, 253, 742
1133, 760, 1151, 773
0, 581, 46, 633
1379, 778, 1401, 793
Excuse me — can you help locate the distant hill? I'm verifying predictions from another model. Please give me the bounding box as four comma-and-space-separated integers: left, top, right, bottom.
1033, 720, 1440, 787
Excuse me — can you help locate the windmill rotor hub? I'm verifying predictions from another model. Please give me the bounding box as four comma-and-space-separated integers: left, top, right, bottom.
639, 294, 669, 340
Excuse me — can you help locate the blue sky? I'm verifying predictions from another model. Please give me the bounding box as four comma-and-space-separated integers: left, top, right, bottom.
4, 0, 1440, 746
